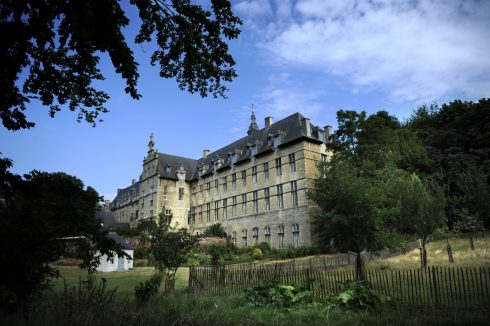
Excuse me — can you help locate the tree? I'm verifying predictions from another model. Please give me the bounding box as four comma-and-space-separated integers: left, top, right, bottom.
0, 161, 126, 312
0, 0, 242, 130
310, 160, 392, 280
150, 211, 200, 292
399, 175, 446, 268
203, 223, 226, 238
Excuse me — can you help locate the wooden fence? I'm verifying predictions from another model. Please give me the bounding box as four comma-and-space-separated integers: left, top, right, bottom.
188, 265, 490, 308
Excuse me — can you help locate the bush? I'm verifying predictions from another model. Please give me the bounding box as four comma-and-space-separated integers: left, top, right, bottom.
208, 244, 226, 266
250, 248, 263, 259
134, 247, 149, 259
245, 281, 312, 308
256, 242, 271, 254
331, 280, 390, 311
134, 273, 163, 304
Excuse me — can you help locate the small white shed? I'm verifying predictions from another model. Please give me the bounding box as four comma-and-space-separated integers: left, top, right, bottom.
96, 232, 134, 272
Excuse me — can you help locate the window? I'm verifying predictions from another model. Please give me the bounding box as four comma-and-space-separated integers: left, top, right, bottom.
289, 153, 296, 173
223, 177, 227, 192
199, 205, 203, 223
150, 209, 153, 217
165, 209, 172, 215
264, 227, 271, 247
207, 182, 211, 195
242, 170, 247, 188
263, 162, 269, 180
223, 199, 227, 219
232, 196, 237, 217
278, 225, 285, 249
232, 173, 237, 190
242, 193, 247, 215
232, 231, 237, 246
206, 203, 211, 222
214, 201, 219, 221
290, 181, 298, 207
292, 224, 300, 248
163, 186, 168, 200
214, 179, 218, 192
190, 207, 195, 225
276, 158, 282, 176
276, 184, 284, 208
252, 166, 257, 183
264, 188, 270, 211
200, 185, 204, 198
252, 227, 259, 245
321, 154, 328, 176
252, 191, 259, 213
179, 187, 184, 200
242, 229, 248, 247
150, 199, 153, 207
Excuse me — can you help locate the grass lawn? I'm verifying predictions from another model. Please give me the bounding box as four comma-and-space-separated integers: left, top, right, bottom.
52, 266, 189, 299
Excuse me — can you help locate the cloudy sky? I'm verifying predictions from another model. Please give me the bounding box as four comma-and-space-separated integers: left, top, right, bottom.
2, 0, 489, 200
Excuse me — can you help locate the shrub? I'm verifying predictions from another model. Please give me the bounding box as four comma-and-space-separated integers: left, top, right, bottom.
208, 245, 226, 266
250, 248, 263, 259
331, 280, 390, 311
134, 247, 149, 259
245, 281, 312, 308
134, 273, 163, 304
256, 242, 271, 254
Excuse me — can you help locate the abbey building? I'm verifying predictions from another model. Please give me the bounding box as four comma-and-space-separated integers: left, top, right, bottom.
111, 112, 332, 248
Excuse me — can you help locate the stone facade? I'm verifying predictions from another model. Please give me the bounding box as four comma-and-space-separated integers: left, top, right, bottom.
111, 112, 332, 248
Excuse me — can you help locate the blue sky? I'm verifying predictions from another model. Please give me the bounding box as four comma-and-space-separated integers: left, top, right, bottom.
1, 0, 489, 200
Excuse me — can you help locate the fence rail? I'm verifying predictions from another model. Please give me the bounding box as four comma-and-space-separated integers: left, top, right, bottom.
188, 264, 490, 308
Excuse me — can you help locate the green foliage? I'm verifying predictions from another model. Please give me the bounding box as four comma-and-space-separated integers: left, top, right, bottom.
256, 242, 271, 254
208, 245, 226, 266
1, 0, 242, 130
331, 280, 391, 311
134, 247, 150, 260
203, 223, 227, 238
0, 161, 126, 313
250, 248, 263, 259
134, 274, 163, 304
245, 282, 312, 308
150, 212, 200, 290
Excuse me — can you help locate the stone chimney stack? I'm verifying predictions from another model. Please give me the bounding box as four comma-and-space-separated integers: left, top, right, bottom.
132, 179, 136, 185
265, 116, 273, 128
302, 118, 312, 137
324, 125, 333, 138
203, 149, 210, 158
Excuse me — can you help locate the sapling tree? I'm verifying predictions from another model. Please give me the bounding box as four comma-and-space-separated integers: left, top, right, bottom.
150, 211, 200, 292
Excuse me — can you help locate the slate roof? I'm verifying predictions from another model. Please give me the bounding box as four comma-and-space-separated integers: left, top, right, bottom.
111, 182, 140, 206
156, 153, 197, 181
107, 232, 133, 250
96, 210, 130, 229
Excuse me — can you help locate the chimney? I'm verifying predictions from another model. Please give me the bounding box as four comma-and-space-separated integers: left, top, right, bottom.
265, 116, 273, 128
324, 125, 333, 137
132, 179, 136, 185
203, 149, 210, 158
117, 188, 122, 194
302, 118, 312, 137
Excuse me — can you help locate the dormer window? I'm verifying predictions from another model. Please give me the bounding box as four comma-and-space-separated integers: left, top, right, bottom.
273, 135, 281, 147
250, 145, 257, 156
230, 153, 237, 165
165, 164, 171, 173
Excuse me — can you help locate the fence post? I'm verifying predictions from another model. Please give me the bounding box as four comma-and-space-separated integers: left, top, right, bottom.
431, 266, 439, 306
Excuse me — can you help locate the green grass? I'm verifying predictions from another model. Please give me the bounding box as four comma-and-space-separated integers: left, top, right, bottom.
52, 266, 189, 299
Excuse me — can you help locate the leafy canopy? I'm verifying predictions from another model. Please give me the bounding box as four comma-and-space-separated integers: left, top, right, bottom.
0, 0, 242, 130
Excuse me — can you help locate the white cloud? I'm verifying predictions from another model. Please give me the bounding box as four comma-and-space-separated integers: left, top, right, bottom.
254, 0, 490, 102
234, 0, 272, 18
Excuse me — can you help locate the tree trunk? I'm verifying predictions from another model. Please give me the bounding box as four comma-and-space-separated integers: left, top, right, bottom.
355, 252, 365, 281
421, 241, 428, 268
165, 274, 176, 293
446, 239, 454, 263
470, 237, 475, 250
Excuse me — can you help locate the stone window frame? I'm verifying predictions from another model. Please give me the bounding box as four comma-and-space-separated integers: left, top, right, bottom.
292, 223, 300, 248
252, 190, 259, 213
275, 157, 282, 176
252, 227, 259, 245
241, 229, 248, 247
223, 198, 227, 219
263, 162, 269, 180
264, 187, 271, 211
290, 180, 298, 207
252, 165, 258, 183
231, 231, 237, 246
277, 225, 285, 249
241, 193, 247, 215
214, 201, 219, 221
289, 153, 296, 173
276, 184, 284, 208
264, 226, 271, 247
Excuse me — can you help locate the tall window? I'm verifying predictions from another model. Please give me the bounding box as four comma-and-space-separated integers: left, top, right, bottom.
292, 224, 300, 248
252, 191, 259, 213
276, 184, 284, 208
252, 227, 259, 245
178, 187, 184, 200
252, 166, 258, 183
264, 227, 271, 247
278, 225, 285, 249
275, 158, 282, 176
290, 181, 298, 207
264, 188, 270, 211
200, 185, 203, 198
289, 153, 296, 173
263, 162, 269, 180
223, 176, 227, 192
207, 182, 211, 196
214, 179, 218, 193
241, 229, 248, 247
223, 199, 227, 219
214, 201, 219, 221
232, 196, 237, 217
199, 205, 203, 223
321, 154, 328, 176
206, 203, 210, 222
242, 170, 247, 188
231, 231, 237, 246
232, 173, 237, 190
242, 193, 247, 215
